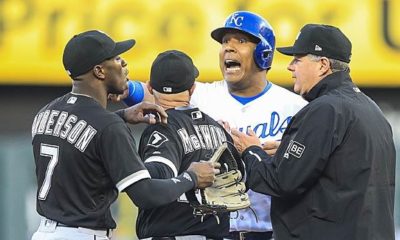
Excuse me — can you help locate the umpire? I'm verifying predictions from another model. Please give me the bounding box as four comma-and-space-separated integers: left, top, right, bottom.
231, 24, 396, 240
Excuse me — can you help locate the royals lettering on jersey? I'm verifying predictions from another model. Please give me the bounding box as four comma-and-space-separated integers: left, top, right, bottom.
32, 109, 97, 152
177, 125, 227, 154
239, 111, 292, 139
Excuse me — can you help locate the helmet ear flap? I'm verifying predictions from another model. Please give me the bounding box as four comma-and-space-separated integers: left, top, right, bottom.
254, 39, 274, 70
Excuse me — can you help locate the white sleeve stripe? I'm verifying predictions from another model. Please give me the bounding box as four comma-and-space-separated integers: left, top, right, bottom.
116, 170, 151, 192
144, 156, 178, 177
249, 150, 262, 162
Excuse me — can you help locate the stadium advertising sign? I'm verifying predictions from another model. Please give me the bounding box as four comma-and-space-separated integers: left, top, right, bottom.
0, 0, 399, 86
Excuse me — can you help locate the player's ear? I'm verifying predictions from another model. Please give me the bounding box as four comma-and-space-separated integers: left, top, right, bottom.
146, 82, 154, 95
93, 65, 105, 80
189, 83, 196, 96
319, 57, 331, 77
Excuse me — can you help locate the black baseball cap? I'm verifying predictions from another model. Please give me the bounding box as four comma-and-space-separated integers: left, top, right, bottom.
277, 24, 352, 63
63, 30, 135, 78
150, 50, 199, 94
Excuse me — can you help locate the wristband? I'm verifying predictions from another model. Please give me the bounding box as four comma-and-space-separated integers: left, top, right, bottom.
183, 170, 198, 189
123, 80, 145, 106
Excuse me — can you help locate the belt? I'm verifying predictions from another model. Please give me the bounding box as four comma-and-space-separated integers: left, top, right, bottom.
141, 235, 211, 240
40, 218, 112, 238
229, 231, 273, 240
56, 223, 113, 238
151, 238, 176, 240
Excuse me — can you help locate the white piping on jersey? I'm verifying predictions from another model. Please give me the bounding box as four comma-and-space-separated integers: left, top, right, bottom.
70, 92, 94, 99
116, 170, 151, 192
249, 150, 262, 162
145, 156, 178, 177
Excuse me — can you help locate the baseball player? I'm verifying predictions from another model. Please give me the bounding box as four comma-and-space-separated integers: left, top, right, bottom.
31, 30, 218, 240
136, 50, 232, 239
120, 11, 308, 239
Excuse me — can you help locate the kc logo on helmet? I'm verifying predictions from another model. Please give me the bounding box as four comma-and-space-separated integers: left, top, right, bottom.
284, 140, 305, 159
229, 13, 244, 26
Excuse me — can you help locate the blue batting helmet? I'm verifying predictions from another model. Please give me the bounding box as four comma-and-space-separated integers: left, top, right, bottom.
211, 11, 275, 70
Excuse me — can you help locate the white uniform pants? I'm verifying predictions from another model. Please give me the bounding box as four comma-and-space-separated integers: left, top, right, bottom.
31, 217, 112, 240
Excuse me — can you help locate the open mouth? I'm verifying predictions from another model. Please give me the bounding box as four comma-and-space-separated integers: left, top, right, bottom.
225, 59, 241, 72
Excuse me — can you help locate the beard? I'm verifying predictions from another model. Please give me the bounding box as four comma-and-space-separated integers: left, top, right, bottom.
107, 83, 125, 95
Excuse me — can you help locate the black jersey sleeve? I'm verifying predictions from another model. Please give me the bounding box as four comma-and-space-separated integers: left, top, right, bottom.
139, 123, 183, 177
98, 121, 150, 192
145, 161, 175, 178
114, 109, 126, 122
125, 170, 197, 209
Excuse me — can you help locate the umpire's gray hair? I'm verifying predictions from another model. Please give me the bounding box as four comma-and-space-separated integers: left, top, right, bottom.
308, 54, 350, 73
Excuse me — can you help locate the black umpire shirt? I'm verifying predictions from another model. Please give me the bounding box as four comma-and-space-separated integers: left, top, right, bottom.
137, 107, 230, 238
32, 93, 150, 229
243, 71, 396, 240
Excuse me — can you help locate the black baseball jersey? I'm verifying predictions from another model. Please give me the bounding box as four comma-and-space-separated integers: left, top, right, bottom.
136, 107, 230, 238
31, 93, 150, 229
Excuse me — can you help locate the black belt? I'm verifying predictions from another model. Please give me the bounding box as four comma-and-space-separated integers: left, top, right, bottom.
151, 238, 176, 240
151, 237, 223, 240
56, 222, 74, 228
55, 222, 112, 237
229, 231, 273, 240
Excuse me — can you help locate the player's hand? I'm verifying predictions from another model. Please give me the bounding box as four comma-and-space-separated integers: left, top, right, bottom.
230, 128, 261, 154
123, 101, 168, 124
218, 120, 232, 133
262, 140, 280, 156
187, 161, 220, 189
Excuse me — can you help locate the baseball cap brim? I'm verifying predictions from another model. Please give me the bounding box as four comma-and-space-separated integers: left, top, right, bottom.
211, 27, 231, 43
211, 27, 259, 44
276, 46, 307, 56
193, 65, 199, 78
110, 39, 136, 58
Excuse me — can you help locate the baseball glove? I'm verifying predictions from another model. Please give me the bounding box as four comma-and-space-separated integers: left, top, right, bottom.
188, 142, 250, 218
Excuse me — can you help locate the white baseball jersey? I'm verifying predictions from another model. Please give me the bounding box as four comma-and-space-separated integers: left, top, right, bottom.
191, 80, 308, 232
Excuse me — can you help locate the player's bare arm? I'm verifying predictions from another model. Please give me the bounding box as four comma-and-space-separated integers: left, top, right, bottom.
121, 101, 168, 124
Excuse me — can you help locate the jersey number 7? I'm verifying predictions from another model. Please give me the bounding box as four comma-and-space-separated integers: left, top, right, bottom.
38, 144, 59, 200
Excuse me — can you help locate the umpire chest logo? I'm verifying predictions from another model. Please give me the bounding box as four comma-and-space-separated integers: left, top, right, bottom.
284, 140, 305, 159
148, 131, 168, 148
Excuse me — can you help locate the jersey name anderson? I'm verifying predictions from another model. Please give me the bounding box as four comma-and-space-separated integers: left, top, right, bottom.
177, 124, 227, 154
32, 109, 97, 152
